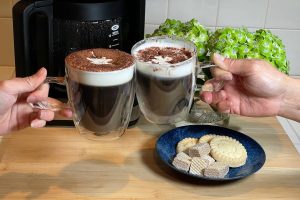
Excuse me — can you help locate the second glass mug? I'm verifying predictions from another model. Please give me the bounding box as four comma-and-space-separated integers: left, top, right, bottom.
32, 48, 136, 140
131, 36, 198, 125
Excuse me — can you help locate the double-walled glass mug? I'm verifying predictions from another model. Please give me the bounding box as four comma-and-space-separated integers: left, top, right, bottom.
33, 48, 136, 140
131, 36, 197, 124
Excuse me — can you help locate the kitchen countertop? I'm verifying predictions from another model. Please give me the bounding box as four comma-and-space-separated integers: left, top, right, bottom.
1, 66, 299, 152
0, 116, 299, 199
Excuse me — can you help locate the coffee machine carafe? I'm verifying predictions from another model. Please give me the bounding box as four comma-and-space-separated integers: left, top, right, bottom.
13, 0, 145, 126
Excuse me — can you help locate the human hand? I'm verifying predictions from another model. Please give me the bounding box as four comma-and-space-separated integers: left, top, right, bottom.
200, 53, 289, 117
0, 68, 72, 135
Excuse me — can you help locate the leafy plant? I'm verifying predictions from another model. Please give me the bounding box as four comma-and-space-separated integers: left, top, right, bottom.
147, 19, 289, 74
254, 29, 289, 74
208, 28, 289, 74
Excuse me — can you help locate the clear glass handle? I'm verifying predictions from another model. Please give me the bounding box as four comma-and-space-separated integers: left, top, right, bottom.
199, 61, 217, 69
30, 76, 70, 111
45, 76, 66, 85
30, 100, 70, 111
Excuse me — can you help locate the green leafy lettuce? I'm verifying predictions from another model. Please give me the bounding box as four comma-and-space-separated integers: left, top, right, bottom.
208, 28, 289, 74
148, 19, 289, 74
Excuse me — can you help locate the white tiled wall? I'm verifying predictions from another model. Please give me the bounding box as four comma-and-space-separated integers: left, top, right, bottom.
168, 0, 219, 26
145, 0, 300, 76
265, 0, 300, 29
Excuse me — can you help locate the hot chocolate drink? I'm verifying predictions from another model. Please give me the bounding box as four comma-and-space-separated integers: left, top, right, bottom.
65, 48, 135, 136
136, 71, 193, 116
136, 47, 193, 116
132, 37, 197, 124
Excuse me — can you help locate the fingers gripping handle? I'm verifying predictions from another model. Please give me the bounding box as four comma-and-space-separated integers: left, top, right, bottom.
201, 80, 225, 92
30, 77, 70, 111
198, 61, 225, 92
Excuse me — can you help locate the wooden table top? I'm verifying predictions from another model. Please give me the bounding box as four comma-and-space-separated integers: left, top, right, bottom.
0, 115, 299, 200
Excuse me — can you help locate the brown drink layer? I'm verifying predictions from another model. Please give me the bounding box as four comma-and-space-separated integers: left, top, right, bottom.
65, 48, 134, 72
136, 47, 192, 64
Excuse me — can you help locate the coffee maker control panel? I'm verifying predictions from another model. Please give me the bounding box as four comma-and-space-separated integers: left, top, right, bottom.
109, 23, 121, 48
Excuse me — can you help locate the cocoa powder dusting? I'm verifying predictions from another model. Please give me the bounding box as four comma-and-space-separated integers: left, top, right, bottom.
137, 47, 192, 64
65, 48, 134, 72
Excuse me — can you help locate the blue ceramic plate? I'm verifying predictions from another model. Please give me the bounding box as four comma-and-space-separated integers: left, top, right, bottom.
156, 125, 266, 181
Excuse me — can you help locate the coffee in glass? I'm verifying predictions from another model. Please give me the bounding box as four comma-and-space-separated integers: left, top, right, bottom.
65, 48, 135, 139
33, 48, 136, 140
131, 36, 197, 124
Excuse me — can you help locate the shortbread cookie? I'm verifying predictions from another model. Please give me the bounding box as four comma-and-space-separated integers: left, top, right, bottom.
210, 136, 247, 167
189, 157, 208, 176
172, 154, 191, 172
176, 138, 198, 153
204, 162, 229, 178
201, 154, 215, 166
189, 143, 211, 157
199, 134, 217, 144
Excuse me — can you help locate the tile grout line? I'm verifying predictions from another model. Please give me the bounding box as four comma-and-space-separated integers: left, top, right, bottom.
263, 0, 270, 29
166, 0, 170, 19
144, 24, 300, 32
145, 23, 216, 29
215, 25, 300, 31
215, 0, 220, 28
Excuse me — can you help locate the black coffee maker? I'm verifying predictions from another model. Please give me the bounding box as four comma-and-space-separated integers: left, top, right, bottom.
13, 0, 145, 126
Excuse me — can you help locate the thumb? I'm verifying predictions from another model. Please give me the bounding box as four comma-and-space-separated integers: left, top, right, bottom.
212, 53, 254, 76
3, 68, 47, 94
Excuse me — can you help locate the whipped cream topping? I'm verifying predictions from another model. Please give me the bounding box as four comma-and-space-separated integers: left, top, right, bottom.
87, 57, 113, 65
148, 56, 173, 65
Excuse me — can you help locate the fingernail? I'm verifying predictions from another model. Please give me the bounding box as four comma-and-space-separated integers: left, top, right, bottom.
31, 120, 46, 128
201, 83, 213, 92
27, 96, 36, 103
214, 53, 225, 62
37, 67, 46, 75
220, 74, 233, 81
222, 109, 230, 114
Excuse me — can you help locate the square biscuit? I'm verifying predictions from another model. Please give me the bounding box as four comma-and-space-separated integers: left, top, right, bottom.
189, 142, 211, 157
189, 157, 208, 176
172, 155, 191, 172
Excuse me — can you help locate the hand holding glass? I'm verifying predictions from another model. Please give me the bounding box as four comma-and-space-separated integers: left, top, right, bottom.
132, 36, 197, 124
32, 48, 136, 140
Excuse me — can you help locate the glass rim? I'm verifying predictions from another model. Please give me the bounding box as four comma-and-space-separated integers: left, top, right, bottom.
131, 35, 198, 68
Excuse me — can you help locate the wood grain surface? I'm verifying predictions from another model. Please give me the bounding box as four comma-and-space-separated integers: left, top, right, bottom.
0, 116, 299, 200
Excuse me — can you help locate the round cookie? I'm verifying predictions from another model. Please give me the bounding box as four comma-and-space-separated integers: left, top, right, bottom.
199, 134, 217, 144
210, 136, 247, 167
176, 138, 198, 153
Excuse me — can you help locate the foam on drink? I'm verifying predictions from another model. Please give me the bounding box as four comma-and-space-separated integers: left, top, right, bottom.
132, 41, 196, 78
65, 48, 135, 87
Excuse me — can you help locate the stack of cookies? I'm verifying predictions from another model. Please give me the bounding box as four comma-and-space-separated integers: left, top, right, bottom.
172, 134, 247, 178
